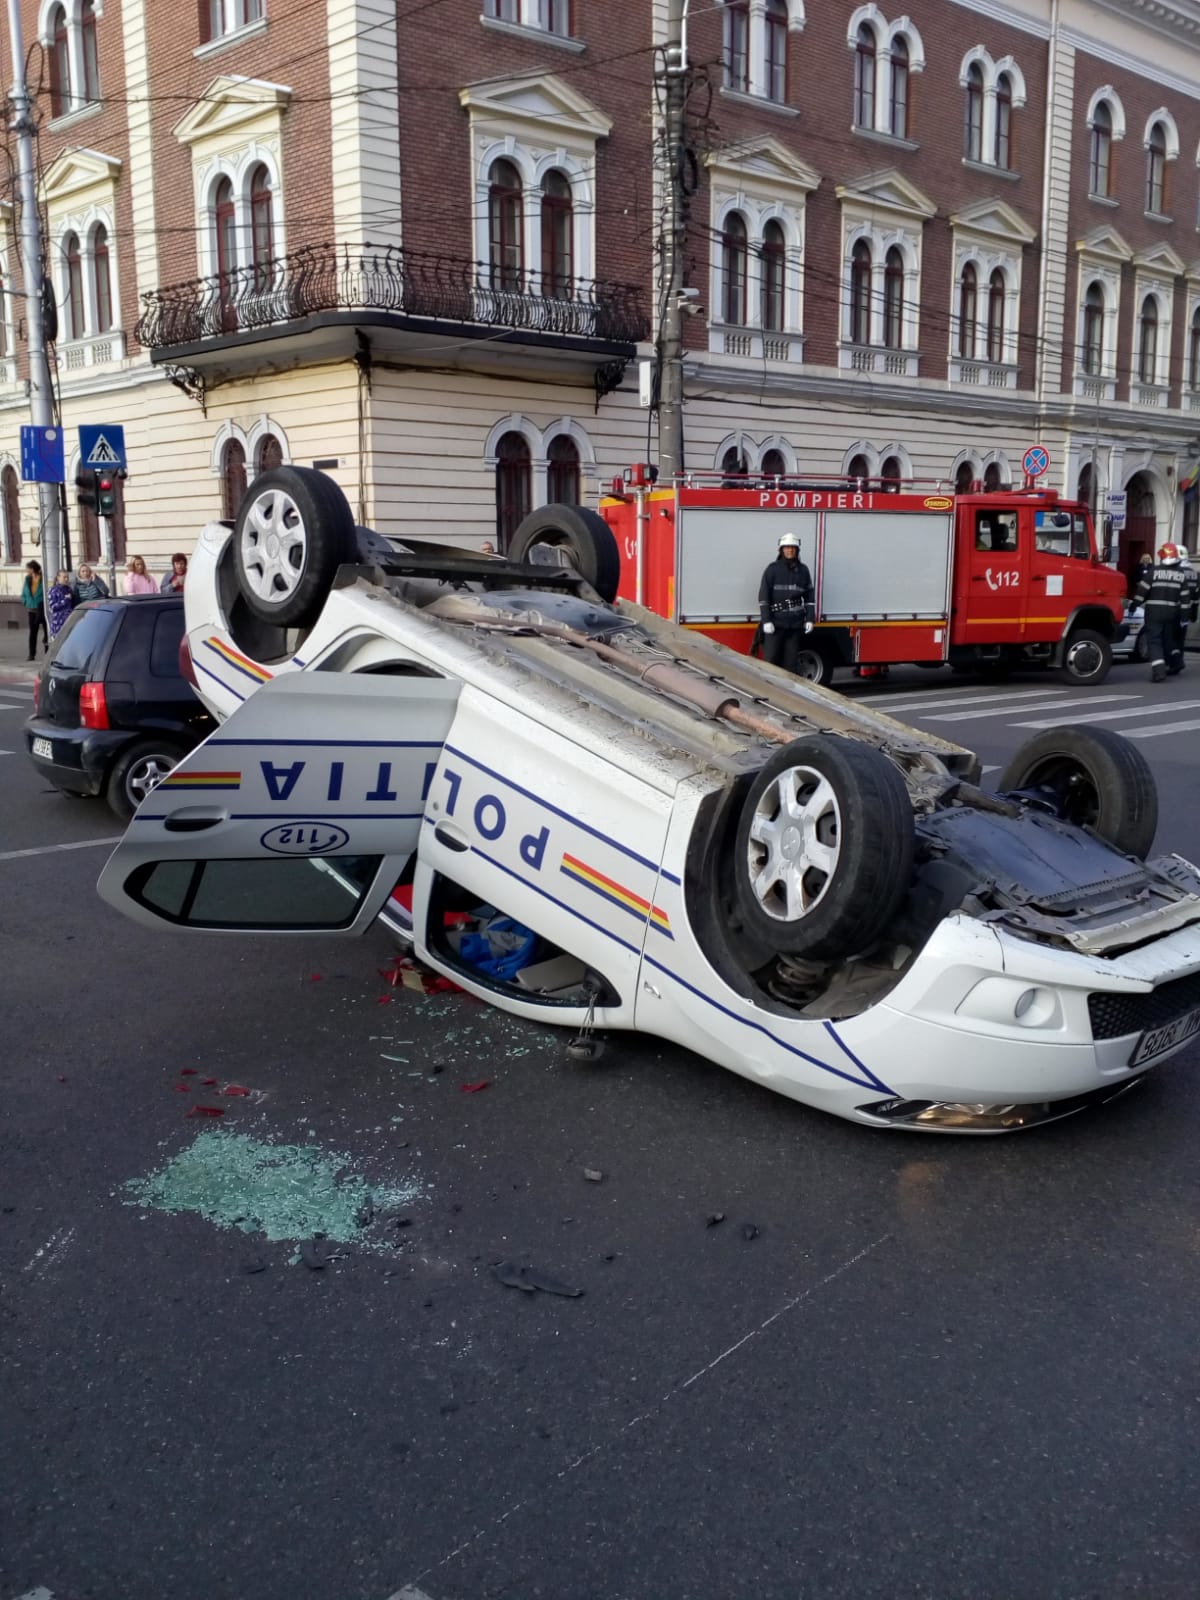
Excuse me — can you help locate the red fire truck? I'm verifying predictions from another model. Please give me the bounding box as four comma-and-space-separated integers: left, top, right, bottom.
597, 467, 1126, 687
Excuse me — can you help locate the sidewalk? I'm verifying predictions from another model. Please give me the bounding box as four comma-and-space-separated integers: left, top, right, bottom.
0, 621, 42, 686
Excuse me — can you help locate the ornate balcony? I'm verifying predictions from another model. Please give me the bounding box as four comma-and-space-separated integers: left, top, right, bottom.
135, 242, 650, 357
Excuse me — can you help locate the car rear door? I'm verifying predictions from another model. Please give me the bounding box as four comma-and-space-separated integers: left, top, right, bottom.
97, 671, 461, 936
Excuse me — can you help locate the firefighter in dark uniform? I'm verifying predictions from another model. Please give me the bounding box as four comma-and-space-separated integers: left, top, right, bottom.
1135, 542, 1198, 681
758, 532, 815, 673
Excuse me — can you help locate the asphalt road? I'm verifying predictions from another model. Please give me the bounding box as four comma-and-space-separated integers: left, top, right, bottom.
3, 658, 1200, 1600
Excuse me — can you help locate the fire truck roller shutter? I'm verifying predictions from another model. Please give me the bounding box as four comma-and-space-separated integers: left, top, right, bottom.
509, 506, 621, 604
997, 726, 1158, 860
732, 736, 915, 960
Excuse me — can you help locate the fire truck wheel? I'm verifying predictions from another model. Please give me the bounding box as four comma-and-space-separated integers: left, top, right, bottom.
1058, 628, 1112, 686
233, 467, 359, 628
508, 506, 621, 603
793, 644, 833, 687
998, 726, 1157, 859
733, 737, 914, 960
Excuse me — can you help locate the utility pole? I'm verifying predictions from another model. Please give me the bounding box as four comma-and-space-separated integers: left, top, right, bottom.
7, 0, 62, 583
657, 0, 688, 483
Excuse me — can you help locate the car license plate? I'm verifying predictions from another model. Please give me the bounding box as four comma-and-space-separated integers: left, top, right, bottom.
32, 737, 53, 760
1130, 1006, 1200, 1066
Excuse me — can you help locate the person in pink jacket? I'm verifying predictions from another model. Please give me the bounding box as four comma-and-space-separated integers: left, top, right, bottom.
122, 555, 158, 595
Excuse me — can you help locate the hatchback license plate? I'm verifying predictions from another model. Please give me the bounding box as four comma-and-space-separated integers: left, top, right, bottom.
1131, 1006, 1200, 1066
32, 737, 53, 760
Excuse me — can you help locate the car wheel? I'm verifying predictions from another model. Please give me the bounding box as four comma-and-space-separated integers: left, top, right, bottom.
1058, 628, 1112, 686
998, 725, 1158, 859
508, 505, 621, 603
732, 736, 915, 960
792, 643, 833, 687
1134, 630, 1149, 663
106, 740, 182, 821
233, 466, 358, 629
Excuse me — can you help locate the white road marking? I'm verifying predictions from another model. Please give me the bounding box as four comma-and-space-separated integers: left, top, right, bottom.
0, 835, 121, 862
927, 694, 1138, 723
23, 1227, 76, 1279
1124, 717, 1200, 740
1015, 699, 1200, 730
856, 688, 1071, 713
387, 1589, 438, 1600
0, 703, 21, 712
13, 1588, 56, 1599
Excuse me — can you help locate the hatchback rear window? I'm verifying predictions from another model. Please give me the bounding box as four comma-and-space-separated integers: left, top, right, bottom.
50, 606, 116, 672
149, 608, 185, 678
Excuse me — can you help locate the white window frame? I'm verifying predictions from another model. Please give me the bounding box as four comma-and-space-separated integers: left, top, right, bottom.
205, 1, 265, 41
473, 139, 595, 294
1074, 266, 1120, 400
840, 222, 921, 372
1142, 110, 1179, 217
0, 224, 17, 385
957, 47, 1027, 170
719, 0, 806, 104
49, 205, 123, 369
948, 244, 1021, 384
482, 1, 576, 40
197, 147, 284, 281
1131, 277, 1172, 403
38, 0, 103, 119
845, 6, 925, 141
483, 411, 595, 508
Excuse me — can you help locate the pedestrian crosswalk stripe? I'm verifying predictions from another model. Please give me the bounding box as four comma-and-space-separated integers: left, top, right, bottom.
858, 688, 1073, 714
1015, 699, 1200, 730
927, 694, 1138, 723
1124, 717, 1200, 740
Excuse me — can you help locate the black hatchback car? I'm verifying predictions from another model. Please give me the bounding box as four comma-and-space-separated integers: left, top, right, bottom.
24, 595, 216, 818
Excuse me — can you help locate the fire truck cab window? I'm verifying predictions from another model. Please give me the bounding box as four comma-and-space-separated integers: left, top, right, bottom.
974, 511, 1018, 552
1035, 512, 1091, 560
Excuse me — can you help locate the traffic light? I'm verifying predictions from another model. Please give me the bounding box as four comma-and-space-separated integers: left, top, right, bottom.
97, 473, 116, 517
75, 466, 97, 511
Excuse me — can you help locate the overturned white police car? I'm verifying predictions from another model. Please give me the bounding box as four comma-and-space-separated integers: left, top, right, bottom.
97, 468, 1200, 1132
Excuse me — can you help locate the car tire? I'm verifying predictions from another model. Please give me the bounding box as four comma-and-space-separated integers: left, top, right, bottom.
1058, 627, 1112, 686
792, 642, 833, 688
508, 505, 621, 603
106, 739, 183, 821
998, 725, 1158, 859
233, 466, 358, 629
732, 736, 915, 960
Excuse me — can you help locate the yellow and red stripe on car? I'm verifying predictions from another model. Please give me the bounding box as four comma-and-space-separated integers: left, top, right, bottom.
160, 770, 242, 790
204, 637, 274, 684
559, 852, 672, 938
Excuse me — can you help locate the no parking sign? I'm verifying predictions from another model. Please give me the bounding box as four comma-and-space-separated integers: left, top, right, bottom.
1022, 445, 1050, 480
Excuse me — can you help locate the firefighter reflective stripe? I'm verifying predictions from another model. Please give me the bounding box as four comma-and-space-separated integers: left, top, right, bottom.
758, 557, 814, 626
1136, 563, 1195, 617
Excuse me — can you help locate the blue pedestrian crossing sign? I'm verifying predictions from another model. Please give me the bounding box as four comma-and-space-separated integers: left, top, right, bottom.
20, 424, 65, 484
1022, 444, 1050, 479
79, 423, 126, 470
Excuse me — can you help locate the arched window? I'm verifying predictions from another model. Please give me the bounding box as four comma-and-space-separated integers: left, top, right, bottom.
720, 445, 748, 485
761, 220, 786, 333
2, 464, 20, 563
81, 0, 99, 101
1189, 306, 1200, 390
983, 462, 1002, 492
547, 434, 581, 504
723, 0, 750, 93
761, 447, 787, 479
883, 246, 904, 349
764, 0, 787, 102
1146, 120, 1167, 214
63, 232, 83, 341
256, 433, 283, 474
488, 159, 523, 292
1089, 101, 1112, 198
954, 460, 975, 495
957, 263, 977, 358
49, 4, 70, 116
964, 62, 984, 162
722, 212, 748, 326
889, 36, 909, 139
214, 176, 238, 329
221, 439, 247, 520
986, 269, 1005, 363
1077, 461, 1095, 513
1082, 280, 1104, 375
995, 72, 1013, 168
854, 24, 875, 128
540, 170, 573, 300
849, 239, 872, 345
249, 164, 274, 288
92, 224, 112, 334
847, 453, 870, 483
495, 431, 531, 546
1138, 295, 1159, 384
880, 455, 902, 493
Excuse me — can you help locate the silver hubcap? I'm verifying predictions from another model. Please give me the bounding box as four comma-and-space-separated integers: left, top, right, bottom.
128, 754, 175, 805
747, 764, 842, 922
1067, 639, 1103, 677
239, 489, 307, 603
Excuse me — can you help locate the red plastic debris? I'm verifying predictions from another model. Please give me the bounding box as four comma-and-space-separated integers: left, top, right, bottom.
57, 1075, 67, 1083
223, 1084, 249, 1097
201, 1077, 217, 1086
460, 1080, 491, 1094
308, 973, 324, 983
174, 1084, 190, 1094
376, 994, 393, 1005
180, 1068, 198, 1076
187, 1105, 225, 1118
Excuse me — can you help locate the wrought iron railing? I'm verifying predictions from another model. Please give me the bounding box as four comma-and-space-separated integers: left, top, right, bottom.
135, 242, 650, 350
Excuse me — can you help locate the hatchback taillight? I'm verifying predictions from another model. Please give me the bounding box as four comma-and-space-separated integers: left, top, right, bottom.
79, 682, 110, 729
178, 633, 198, 689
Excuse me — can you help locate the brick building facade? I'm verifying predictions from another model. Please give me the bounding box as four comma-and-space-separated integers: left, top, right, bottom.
0, 0, 1198, 597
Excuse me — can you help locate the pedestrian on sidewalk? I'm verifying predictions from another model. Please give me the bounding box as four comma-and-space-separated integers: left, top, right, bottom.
47, 569, 75, 636
122, 555, 158, 595
1135, 542, 1197, 681
73, 563, 110, 602
160, 553, 188, 593
20, 560, 47, 660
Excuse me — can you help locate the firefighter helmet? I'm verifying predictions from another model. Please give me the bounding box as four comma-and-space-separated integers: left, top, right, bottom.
777, 532, 800, 551
1158, 542, 1184, 563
